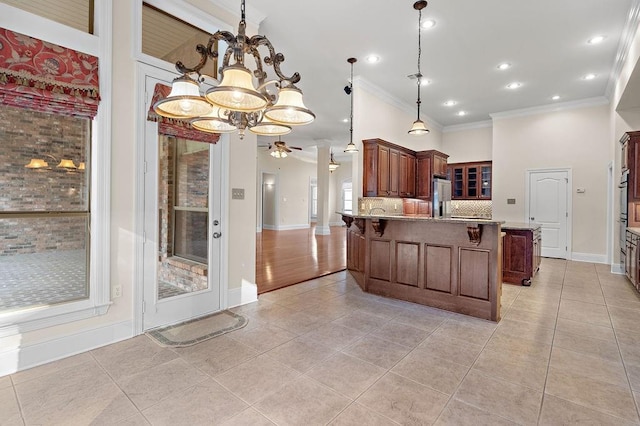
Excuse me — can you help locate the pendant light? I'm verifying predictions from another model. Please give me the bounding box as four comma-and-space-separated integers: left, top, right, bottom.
329, 148, 340, 172
408, 1, 430, 135
344, 57, 358, 153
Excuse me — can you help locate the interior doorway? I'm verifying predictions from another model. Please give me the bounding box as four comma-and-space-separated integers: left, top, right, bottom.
261, 172, 277, 231
526, 169, 571, 259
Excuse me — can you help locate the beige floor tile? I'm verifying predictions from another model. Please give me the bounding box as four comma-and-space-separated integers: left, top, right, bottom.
492, 318, 555, 345
454, 369, 543, 425
141, 378, 248, 425
0, 375, 12, 389
117, 358, 207, 410
561, 284, 605, 304
370, 320, 431, 348
418, 333, 484, 368
226, 323, 297, 353
623, 362, 640, 392
173, 335, 259, 377
10, 352, 94, 385
434, 399, 518, 426
431, 318, 495, 346
15, 361, 138, 425
221, 408, 276, 426
391, 349, 469, 395
254, 376, 350, 426
341, 335, 412, 369
553, 329, 622, 362
558, 299, 612, 327
0, 387, 23, 426
549, 346, 628, 387
357, 373, 449, 425
539, 394, 637, 425
484, 332, 552, 361
605, 295, 640, 310
331, 310, 390, 333
300, 323, 366, 350
92, 335, 179, 382
215, 353, 300, 404
390, 307, 446, 332
306, 352, 387, 399
328, 403, 399, 425
96, 412, 151, 426
509, 297, 559, 316
265, 336, 336, 372
355, 300, 405, 320
501, 306, 558, 329
545, 366, 638, 421
265, 309, 324, 335
601, 283, 640, 299
609, 305, 640, 332
555, 317, 615, 342
472, 346, 549, 391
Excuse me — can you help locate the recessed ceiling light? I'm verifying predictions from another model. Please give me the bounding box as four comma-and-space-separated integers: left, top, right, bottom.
457, 111, 467, 116
497, 62, 511, 70
583, 73, 597, 80
587, 35, 605, 45
551, 95, 560, 101
365, 55, 380, 64
506, 82, 522, 89
443, 100, 457, 107
422, 19, 436, 29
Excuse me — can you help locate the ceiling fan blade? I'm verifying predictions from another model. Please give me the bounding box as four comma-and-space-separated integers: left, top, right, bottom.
290, 146, 303, 150
284, 147, 292, 152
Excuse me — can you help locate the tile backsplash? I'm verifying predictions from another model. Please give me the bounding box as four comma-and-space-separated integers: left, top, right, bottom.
357, 197, 492, 218
358, 197, 404, 215
451, 200, 492, 218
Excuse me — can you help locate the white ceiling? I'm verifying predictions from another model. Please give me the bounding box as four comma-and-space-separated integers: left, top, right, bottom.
243, 0, 639, 152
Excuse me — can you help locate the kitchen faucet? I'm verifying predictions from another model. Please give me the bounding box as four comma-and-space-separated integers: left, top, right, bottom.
369, 207, 386, 215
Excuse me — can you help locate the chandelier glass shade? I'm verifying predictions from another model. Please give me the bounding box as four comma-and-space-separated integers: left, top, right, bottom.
152, 0, 314, 139
408, 1, 430, 135
25, 154, 81, 170
271, 148, 287, 158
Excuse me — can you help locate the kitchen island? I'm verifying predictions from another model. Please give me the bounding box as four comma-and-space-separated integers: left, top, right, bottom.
341, 213, 504, 322
502, 222, 542, 286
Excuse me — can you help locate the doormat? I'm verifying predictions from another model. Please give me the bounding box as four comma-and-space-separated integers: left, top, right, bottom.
146, 310, 248, 348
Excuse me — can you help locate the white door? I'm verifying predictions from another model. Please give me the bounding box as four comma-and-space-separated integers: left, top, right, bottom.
143, 75, 222, 330
528, 170, 569, 259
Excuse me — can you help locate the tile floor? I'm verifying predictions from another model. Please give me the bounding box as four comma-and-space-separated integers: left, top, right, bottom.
3, 258, 640, 425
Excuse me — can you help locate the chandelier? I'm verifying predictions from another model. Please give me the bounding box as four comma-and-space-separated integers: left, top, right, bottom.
344, 57, 358, 153
153, 0, 314, 139
408, 0, 430, 135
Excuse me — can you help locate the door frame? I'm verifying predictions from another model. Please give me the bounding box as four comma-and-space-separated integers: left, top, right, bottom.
524, 167, 572, 260
258, 171, 279, 232
134, 63, 229, 334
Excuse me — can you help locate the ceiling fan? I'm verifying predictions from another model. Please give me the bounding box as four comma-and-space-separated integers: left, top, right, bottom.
260, 136, 302, 158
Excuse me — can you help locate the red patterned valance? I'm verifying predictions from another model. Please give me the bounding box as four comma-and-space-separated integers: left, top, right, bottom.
0, 28, 100, 118
147, 83, 220, 144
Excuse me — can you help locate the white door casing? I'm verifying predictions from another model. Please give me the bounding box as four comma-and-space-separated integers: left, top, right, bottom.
526, 169, 571, 259
142, 74, 222, 330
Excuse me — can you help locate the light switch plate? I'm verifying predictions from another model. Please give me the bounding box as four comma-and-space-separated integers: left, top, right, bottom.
232, 188, 245, 200
507, 198, 516, 205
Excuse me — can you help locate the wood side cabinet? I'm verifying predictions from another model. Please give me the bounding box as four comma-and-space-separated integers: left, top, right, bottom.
447, 161, 492, 200
503, 227, 541, 286
363, 139, 416, 198
416, 150, 449, 200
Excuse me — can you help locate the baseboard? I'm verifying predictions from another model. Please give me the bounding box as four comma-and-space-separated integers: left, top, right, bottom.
0, 320, 134, 377
228, 279, 258, 308
611, 263, 624, 274
277, 224, 310, 231
256, 226, 261, 233
571, 252, 607, 264
262, 224, 277, 230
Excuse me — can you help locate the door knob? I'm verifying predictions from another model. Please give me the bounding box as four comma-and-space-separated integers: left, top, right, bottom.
213, 232, 222, 239
530, 217, 535, 221
213, 220, 219, 226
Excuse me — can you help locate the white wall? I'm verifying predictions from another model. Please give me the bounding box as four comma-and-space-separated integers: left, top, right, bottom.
492, 104, 611, 257
329, 160, 352, 225
442, 126, 493, 163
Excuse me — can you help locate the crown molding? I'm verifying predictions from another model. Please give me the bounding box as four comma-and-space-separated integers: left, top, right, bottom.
443, 120, 493, 133
353, 75, 444, 132
206, 0, 267, 28
490, 96, 610, 121
605, 0, 640, 98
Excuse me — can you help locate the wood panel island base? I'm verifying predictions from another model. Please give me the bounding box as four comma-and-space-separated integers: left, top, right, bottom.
341, 214, 504, 322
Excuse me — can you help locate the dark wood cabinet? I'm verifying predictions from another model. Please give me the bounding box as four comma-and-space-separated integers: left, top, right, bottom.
503, 225, 541, 285
363, 138, 440, 199
622, 132, 640, 228
625, 230, 640, 289
447, 161, 492, 200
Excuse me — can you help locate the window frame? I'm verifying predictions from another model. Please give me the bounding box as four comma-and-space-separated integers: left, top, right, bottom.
0, 1, 112, 336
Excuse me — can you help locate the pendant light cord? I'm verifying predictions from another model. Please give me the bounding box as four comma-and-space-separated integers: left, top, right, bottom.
240, 0, 246, 23
349, 62, 354, 144
416, 6, 423, 120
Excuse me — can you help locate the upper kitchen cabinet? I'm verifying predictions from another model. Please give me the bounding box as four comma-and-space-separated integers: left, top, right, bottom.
416, 150, 449, 200
447, 161, 492, 200
623, 132, 640, 202
363, 139, 416, 198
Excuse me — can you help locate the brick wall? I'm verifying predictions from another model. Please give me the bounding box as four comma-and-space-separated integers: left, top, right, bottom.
0, 106, 89, 256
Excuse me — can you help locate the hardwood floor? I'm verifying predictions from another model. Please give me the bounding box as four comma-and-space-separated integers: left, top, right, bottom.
256, 225, 346, 294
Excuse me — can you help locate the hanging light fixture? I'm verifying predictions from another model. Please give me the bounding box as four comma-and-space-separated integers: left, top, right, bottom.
153, 0, 314, 139
408, 1, 430, 135
344, 57, 358, 153
329, 149, 340, 172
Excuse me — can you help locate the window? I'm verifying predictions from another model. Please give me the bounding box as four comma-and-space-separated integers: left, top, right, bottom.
342, 180, 353, 213
310, 179, 318, 220
0, 0, 94, 34
0, 106, 91, 312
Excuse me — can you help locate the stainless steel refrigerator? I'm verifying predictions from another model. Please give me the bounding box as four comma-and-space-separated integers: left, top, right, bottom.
433, 178, 452, 218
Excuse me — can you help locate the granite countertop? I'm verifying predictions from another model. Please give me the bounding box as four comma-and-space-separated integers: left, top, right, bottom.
502, 222, 541, 230
627, 227, 640, 236
338, 212, 504, 225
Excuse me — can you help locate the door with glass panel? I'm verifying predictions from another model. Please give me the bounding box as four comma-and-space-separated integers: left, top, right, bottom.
143, 75, 222, 330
